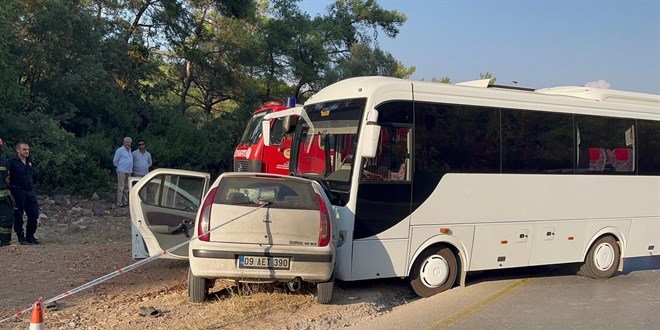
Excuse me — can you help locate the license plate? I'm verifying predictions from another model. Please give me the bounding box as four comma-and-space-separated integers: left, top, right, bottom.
238, 255, 290, 270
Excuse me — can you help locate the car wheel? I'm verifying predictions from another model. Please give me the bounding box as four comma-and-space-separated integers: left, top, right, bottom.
410, 246, 457, 298
579, 236, 620, 279
314, 277, 334, 304
188, 268, 209, 303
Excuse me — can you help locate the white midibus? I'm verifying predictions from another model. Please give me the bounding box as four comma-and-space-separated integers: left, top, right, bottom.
131, 76, 660, 299
263, 76, 660, 297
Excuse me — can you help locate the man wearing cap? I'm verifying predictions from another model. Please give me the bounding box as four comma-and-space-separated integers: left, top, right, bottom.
0, 138, 15, 246
8, 141, 40, 245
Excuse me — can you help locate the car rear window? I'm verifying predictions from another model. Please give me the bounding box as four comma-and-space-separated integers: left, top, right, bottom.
214, 176, 318, 210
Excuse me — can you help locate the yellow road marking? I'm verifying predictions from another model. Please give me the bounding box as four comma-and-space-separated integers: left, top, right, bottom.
426, 279, 531, 330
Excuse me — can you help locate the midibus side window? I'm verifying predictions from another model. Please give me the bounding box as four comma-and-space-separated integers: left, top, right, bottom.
363, 126, 410, 181
637, 120, 660, 175
362, 101, 413, 181
575, 115, 636, 173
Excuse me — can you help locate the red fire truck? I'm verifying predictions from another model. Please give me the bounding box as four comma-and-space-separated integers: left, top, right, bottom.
233, 99, 297, 175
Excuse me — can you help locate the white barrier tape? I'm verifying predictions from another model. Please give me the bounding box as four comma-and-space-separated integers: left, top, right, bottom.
0, 202, 269, 324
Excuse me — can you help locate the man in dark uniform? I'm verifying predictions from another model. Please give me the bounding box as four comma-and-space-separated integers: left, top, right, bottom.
0, 138, 14, 246
8, 141, 40, 245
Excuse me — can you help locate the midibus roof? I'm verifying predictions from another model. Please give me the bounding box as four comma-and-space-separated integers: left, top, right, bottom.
304, 76, 660, 120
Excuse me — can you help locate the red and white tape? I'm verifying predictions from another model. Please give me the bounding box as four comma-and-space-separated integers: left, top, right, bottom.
0, 203, 268, 324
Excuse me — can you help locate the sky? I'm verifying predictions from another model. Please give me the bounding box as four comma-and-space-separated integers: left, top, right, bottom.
298, 0, 660, 94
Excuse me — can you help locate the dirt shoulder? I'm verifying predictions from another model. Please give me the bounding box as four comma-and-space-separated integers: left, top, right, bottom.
0, 196, 416, 330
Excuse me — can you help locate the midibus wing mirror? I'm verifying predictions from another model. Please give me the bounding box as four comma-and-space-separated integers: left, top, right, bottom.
282, 115, 298, 134
361, 109, 380, 158
263, 120, 272, 146
361, 123, 381, 158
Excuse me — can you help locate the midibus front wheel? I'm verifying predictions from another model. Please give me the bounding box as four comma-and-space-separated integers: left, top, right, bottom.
410, 245, 458, 298
579, 235, 620, 279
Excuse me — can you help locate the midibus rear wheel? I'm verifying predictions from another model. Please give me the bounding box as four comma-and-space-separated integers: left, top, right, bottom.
579, 236, 620, 279
410, 246, 457, 298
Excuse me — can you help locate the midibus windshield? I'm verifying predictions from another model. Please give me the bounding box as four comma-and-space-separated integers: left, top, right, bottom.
292, 98, 366, 186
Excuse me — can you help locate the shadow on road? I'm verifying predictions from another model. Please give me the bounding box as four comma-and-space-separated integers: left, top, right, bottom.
194, 256, 660, 307
621, 255, 660, 274
465, 255, 660, 286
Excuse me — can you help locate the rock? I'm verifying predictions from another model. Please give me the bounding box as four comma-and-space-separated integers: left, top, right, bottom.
68, 218, 90, 233
67, 223, 87, 233
81, 209, 95, 217
73, 217, 88, 226
91, 201, 106, 216
116, 207, 130, 216
53, 195, 72, 206
37, 213, 49, 227
92, 193, 100, 200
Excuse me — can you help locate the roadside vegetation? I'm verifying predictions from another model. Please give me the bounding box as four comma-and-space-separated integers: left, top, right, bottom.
0, 0, 414, 197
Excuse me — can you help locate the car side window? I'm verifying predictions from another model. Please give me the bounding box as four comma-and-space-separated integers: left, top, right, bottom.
140, 174, 204, 211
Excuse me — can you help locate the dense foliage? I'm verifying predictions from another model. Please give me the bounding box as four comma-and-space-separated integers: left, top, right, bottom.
0, 0, 413, 198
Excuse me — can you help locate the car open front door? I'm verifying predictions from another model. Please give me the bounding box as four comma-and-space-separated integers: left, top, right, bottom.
129, 176, 148, 259
129, 168, 210, 259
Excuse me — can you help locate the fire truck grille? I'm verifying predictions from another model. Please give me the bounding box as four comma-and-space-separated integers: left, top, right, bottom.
233, 160, 249, 172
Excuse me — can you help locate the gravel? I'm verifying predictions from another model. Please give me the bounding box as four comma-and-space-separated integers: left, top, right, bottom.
0, 196, 417, 329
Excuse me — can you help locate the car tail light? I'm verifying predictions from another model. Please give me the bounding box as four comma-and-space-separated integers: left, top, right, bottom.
197, 187, 218, 242
317, 194, 331, 247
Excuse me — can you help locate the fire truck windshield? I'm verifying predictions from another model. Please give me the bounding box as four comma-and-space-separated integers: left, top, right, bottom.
239, 111, 270, 145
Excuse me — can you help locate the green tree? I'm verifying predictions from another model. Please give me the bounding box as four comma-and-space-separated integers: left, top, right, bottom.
262, 0, 408, 98
432, 76, 452, 84
0, 0, 415, 196
480, 71, 496, 85
322, 43, 415, 86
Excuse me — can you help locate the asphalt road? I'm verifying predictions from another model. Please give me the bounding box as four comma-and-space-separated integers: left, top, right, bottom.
348, 256, 660, 330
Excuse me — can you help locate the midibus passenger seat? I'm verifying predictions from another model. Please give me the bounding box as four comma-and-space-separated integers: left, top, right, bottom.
389, 163, 406, 180
588, 148, 606, 172
611, 148, 633, 172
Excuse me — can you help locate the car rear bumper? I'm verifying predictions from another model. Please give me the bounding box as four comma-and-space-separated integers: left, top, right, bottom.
189, 244, 335, 282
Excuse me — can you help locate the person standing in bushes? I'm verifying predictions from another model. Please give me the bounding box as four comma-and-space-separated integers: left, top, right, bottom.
8, 141, 40, 245
132, 139, 154, 203
132, 139, 152, 178
112, 137, 133, 207
0, 138, 15, 246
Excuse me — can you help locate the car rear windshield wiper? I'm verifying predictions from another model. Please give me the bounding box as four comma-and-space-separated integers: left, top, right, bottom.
231, 200, 273, 206
230, 201, 256, 205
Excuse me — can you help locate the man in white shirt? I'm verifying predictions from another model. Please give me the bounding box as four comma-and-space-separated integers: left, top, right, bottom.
112, 137, 133, 207
132, 139, 152, 177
